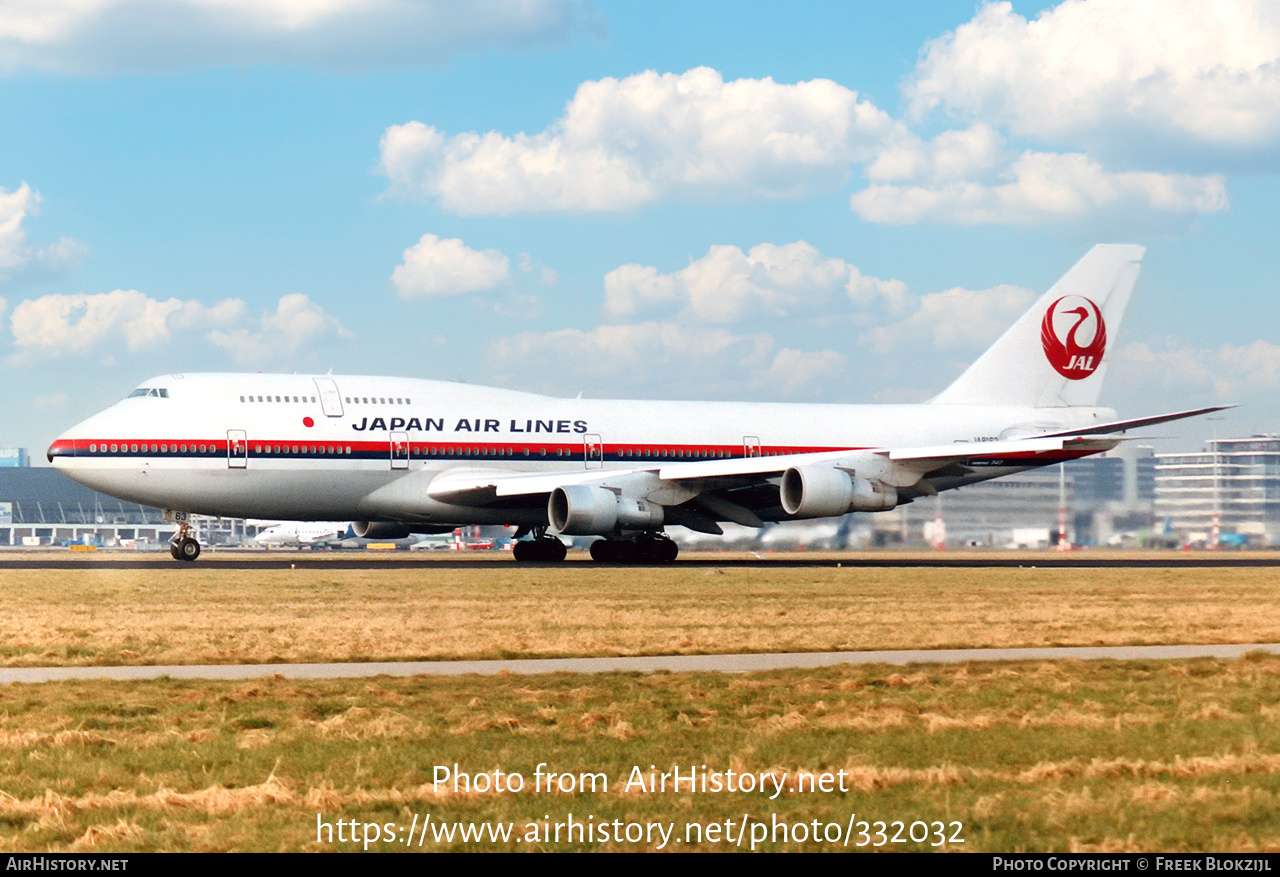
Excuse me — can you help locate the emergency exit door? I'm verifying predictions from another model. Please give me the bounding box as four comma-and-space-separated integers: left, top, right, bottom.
227, 430, 248, 469
584, 434, 604, 469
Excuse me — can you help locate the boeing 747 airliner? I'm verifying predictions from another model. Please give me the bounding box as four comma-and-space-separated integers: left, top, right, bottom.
48, 245, 1224, 563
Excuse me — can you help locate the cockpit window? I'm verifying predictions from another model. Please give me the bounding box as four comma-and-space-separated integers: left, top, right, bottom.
127, 388, 169, 398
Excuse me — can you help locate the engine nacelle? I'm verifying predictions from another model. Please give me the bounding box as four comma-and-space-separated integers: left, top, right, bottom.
548, 485, 664, 536
780, 465, 898, 519
351, 521, 415, 540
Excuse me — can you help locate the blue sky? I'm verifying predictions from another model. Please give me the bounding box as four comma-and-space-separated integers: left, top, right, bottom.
2, 0, 1277, 456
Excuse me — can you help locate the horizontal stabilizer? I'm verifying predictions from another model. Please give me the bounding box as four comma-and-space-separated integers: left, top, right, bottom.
883, 434, 1120, 467
1032, 405, 1235, 438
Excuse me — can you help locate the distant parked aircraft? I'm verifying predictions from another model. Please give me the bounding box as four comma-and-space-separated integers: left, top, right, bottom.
253, 521, 350, 548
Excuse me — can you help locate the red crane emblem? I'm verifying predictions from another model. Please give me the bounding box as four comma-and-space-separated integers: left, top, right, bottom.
1041, 295, 1106, 379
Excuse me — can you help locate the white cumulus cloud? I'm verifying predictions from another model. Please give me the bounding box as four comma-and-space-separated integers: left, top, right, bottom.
8, 288, 347, 365
603, 241, 912, 324
1116, 339, 1280, 402
207, 292, 352, 365
1, 182, 88, 279
380, 67, 902, 214
9, 289, 242, 357
391, 233, 511, 299
33, 391, 67, 409
906, 0, 1280, 158
0, 0, 601, 74
864, 123, 1006, 184
866, 284, 1037, 353
490, 321, 845, 398
851, 151, 1227, 225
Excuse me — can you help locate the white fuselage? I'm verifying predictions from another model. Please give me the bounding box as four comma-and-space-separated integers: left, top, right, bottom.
49, 373, 1114, 525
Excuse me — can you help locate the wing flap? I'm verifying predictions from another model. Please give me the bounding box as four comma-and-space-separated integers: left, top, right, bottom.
421, 406, 1222, 508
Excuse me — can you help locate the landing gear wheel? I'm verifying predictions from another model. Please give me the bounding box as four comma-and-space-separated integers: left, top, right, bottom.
592, 535, 679, 564
176, 537, 201, 562
513, 537, 567, 562
589, 539, 616, 562
591, 539, 637, 563
169, 516, 202, 562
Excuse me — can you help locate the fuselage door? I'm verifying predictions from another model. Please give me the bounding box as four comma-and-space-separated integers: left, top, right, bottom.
390, 431, 409, 470
584, 433, 604, 469
227, 430, 248, 469
743, 435, 761, 458
313, 378, 344, 418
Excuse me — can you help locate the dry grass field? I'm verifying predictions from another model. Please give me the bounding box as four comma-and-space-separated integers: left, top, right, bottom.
0, 557, 1277, 666
2, 657, 1280, 851
1, 553, 1278, 852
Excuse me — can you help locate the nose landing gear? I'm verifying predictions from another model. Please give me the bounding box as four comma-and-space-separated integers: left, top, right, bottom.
168, 518, 201, 562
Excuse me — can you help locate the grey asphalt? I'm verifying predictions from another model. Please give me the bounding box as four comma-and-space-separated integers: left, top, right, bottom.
3, 642, 1279, 684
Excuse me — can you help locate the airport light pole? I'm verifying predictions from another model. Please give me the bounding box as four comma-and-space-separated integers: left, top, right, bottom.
1207, 416, 1224, 549
1057, 462, 1070, 551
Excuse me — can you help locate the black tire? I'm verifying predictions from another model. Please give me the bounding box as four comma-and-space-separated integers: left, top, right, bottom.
544, 538, 567, 562
515, 538, 567, 562
589, 539, 614, 562
169, 542, 182, 560
178, 538, 201, 562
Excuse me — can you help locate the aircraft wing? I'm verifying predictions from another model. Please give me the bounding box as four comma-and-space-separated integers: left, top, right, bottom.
425, 436, 1107, 502
411, 406, 1223, 527
425, 448, 868, 503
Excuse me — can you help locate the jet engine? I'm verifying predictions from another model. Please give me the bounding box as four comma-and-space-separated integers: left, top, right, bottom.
779, 465, 898, 519
351, 521, 416, 540
548, 485, 664, 536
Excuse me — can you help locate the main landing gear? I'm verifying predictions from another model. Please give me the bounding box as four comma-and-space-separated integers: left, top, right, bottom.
589, 534, 679, 564
510, 529, 680, 564
169, 520, 201, 562
512, 531, 568, 562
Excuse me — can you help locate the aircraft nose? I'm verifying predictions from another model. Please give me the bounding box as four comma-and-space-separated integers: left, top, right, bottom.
48, 429, 76, 464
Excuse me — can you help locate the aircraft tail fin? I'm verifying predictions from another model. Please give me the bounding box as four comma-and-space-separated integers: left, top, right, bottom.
931, 244, 1144, 408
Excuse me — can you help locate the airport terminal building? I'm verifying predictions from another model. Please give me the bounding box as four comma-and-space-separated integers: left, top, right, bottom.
0, 456, 252, 549
1154, 436, 1280, 545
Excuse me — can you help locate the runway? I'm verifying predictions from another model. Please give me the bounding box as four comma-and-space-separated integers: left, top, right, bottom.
2, 552, 1279, 569
4, 642, 1278, 684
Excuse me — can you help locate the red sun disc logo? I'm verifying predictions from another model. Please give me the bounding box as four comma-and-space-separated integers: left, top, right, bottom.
1041, 295, 1107, 380
303, 416, 315, 428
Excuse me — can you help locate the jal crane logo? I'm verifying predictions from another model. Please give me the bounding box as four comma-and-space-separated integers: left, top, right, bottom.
1040, 295, 1106, 380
